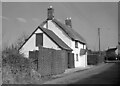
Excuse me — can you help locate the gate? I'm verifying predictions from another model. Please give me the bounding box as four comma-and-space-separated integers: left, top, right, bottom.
68, 53, 74, 68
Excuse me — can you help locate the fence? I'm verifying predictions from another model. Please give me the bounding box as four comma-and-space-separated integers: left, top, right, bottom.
29, 47, 69, 77
87, 54, 104, 65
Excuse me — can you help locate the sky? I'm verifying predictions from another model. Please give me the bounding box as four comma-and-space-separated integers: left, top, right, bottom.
1, 2, 118, 51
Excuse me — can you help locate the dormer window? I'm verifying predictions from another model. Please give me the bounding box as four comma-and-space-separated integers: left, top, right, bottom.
75, 41, 78, 48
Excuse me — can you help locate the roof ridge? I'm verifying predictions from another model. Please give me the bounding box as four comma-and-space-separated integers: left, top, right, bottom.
52, 18, 86, 44
39, 26, 72, 51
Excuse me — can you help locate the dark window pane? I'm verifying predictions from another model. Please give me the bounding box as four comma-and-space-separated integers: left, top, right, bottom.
76, 54, 78, 61
36, 33, 43, 47
75, 41, 78, 48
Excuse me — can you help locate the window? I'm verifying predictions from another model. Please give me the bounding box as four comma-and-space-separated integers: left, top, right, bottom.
75, 41, 78, 48
83, 45, 84, 49
36, 33, 43, 47
76, 54, 78, 61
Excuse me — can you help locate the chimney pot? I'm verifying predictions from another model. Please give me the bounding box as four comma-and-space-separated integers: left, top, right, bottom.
65, 17, 72, 28
47, 6, 54, 20
49, 5, 52, 8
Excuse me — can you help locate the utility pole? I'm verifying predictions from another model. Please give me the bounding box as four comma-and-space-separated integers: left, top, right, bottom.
98, 28, 101, 54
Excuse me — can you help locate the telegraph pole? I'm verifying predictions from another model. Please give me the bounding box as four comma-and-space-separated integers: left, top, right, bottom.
98, 28, 101, 54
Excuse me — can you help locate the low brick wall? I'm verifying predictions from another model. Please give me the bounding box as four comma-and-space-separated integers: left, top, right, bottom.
87, 54, 104, 65
29, 47, 68, 77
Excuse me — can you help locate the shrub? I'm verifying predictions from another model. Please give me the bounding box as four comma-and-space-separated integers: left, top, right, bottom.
2, 45, 44, 84
2, 45, 32, 84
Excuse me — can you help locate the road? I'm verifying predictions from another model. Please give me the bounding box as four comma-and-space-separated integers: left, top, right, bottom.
72, 62, 119, 84
44, 62, 119, 84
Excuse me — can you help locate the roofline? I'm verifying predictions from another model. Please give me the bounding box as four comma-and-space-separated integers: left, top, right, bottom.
18, 27, 39, 51
52, 18, 86, 44
19, 26, 72, 51
52, 19, 73, 40
18, 27, 72, 51
106, 47, 117, 52
38, 26, 73, 51
74, 40, 86, 45
119, 41, 120, 45
18, 20, 47, 51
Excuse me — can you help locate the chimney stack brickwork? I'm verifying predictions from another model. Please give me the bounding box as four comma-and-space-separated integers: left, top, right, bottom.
65, 18, 72, 28
47, 6, 54, 20
47, 6, 72, 29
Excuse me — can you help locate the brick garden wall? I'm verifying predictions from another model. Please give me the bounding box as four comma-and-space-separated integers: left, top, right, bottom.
87, 54, 104, 65
29, 47, 69, 77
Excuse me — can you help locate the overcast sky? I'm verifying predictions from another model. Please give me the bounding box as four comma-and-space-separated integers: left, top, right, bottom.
2, 2, 118, 51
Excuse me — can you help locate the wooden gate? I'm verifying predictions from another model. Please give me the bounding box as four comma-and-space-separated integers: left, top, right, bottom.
68, 53, 74, 68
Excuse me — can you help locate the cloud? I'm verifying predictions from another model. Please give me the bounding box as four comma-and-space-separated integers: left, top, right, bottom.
17, 17, 27, 23
0, 16, 9, 20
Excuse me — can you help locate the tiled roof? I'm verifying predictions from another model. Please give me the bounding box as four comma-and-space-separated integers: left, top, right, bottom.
18, 20, 48, 50
39, 26, 72, 51
106, 48, 117, 52
52, 18, 86, 44
118, 41, 120, 45
19, 26, 72, 51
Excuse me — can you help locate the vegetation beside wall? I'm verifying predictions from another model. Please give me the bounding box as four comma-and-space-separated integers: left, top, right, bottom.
2, 44, 42, 84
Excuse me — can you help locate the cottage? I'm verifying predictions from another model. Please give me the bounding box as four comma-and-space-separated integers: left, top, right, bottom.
19, 6, 87, 67
105, 47, 117, 60
117, 41, 120, 55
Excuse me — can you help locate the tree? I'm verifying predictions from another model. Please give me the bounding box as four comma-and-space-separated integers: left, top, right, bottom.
2, 32, 29, 68
14, 32, 29, 50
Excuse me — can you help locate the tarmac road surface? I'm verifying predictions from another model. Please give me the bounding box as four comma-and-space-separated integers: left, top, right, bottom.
44, 63, 119, 84
72, 62, 119, 84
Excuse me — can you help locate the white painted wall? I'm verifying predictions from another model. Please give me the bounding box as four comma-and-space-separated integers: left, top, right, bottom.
71, 41, 87, 67
20, 28, 61, 58
45, 20, 87, 67
47, 20, 71, 47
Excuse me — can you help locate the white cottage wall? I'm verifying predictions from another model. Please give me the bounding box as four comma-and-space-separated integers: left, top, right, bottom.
20, 28, 61, 58
71, 41, 87, 67
47, 20, 72, 47
45, 20, 87, 67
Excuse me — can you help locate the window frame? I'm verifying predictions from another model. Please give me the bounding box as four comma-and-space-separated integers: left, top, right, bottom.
36, 33, 43, 47
76, 54, 78, 61
75, 41, 78, 48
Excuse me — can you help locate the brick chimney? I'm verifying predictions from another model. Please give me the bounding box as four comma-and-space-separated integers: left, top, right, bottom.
65, 17, 72, 28
47, 6, 54, 20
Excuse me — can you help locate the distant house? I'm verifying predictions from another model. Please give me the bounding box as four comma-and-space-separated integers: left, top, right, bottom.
106, 47, 117, 54
117, 41, 120, 55
105, 47, 117, 60
19, 6, 87, 67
